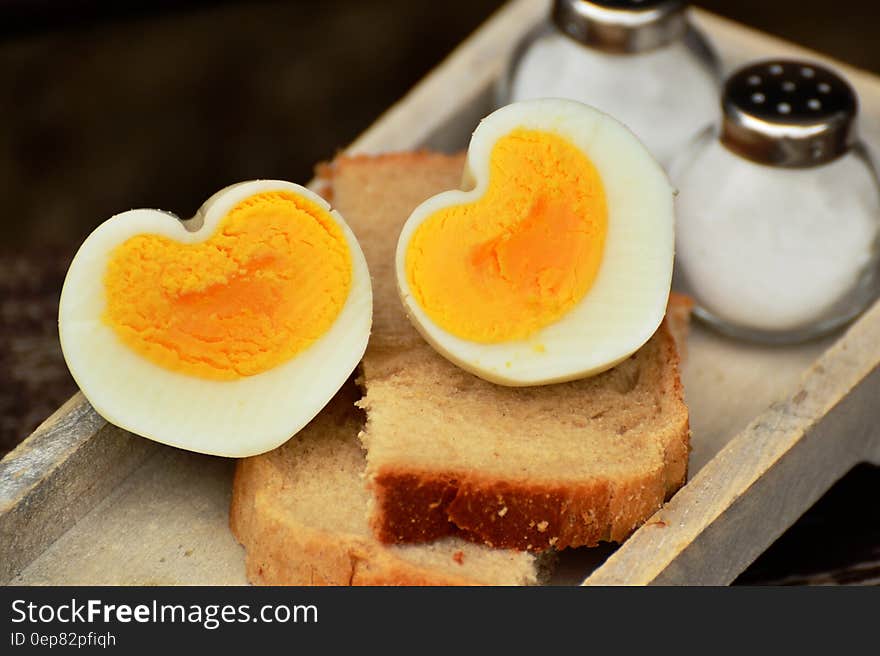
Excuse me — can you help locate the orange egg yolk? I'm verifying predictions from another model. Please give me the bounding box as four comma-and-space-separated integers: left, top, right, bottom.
103, 191, 352, 380
405, 128, 608, 343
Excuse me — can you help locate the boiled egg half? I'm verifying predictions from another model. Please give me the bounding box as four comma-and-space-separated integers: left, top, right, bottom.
59, 181, 371, 457
396, 99, 673, 386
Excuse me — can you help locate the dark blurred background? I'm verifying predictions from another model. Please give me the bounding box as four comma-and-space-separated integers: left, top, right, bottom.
0, 0, 878, 584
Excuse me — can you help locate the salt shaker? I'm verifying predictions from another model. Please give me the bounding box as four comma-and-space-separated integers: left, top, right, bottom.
503, 0, 720, 165
671, 60, 880, 343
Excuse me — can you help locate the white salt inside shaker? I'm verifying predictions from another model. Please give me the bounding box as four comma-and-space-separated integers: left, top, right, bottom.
505, 0, 720, 166
671, 60, 880, 342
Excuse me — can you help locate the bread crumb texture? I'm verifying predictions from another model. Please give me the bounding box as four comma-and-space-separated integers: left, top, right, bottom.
229, 381, 544, 585
329, 152, 689, 552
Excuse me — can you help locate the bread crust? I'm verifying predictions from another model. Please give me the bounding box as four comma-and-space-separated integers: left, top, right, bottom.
229, 391, 543, 585
231, 449, 494, 585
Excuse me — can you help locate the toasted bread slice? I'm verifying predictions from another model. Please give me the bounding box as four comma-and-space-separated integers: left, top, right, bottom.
328, 152, 690, 552
229, 380, 547, 585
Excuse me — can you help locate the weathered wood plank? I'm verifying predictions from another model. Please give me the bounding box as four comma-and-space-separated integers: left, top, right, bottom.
13, 447, 246, 586
733, 461, 880, 585
586, 302, 880, 585
0, 394, 157, 584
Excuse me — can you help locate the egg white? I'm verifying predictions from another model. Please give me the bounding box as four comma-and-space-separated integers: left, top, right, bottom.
59, 180, 372, 457
395, 98, 674, 386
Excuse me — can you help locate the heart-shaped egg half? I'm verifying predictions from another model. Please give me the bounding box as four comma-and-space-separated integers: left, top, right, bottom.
396, 98, 674, 386
59, 180, 371, 457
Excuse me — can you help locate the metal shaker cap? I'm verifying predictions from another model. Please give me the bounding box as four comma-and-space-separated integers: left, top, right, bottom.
720, 60, 858, 168
552, 0, 688, 54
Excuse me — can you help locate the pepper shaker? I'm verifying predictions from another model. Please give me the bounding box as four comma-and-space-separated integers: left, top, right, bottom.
671, 60, 880, 343
502, 0, 720, 165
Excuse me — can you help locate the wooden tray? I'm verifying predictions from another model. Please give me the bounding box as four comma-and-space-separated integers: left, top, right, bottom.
2, 0, 879, 586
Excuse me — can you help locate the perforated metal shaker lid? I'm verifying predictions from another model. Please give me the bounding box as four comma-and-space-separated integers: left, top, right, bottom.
720, 60, 858, 168
552, 0, 688, 53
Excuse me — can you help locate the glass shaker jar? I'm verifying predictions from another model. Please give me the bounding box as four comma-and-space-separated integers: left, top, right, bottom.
502, 0, 720, 166
671, 60, 880, 343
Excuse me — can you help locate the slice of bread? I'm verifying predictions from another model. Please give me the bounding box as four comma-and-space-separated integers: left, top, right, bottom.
230, 379, 548, 585
328, 152, 690, 552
